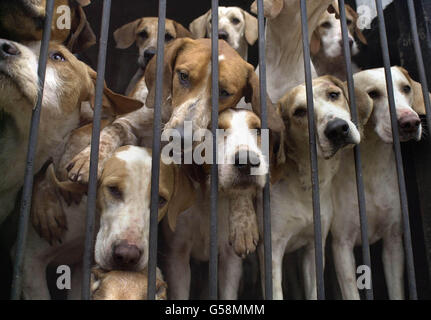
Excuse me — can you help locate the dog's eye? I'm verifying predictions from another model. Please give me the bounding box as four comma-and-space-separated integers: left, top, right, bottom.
165, 33, 174, 42
328, 91, 340, 100
231, 17, 240, 25
178, 71, 190, 86
220, 89, 231, 98
293, 107, 307, 117
138, 31, 148, 39
321, 22, 332, 29
368, 90, 380, 99
107, 186, 122, 200
347, 19, 353, 26
159, 196, 167, 208
50, 52, 66, 62
403, 85, 412, 94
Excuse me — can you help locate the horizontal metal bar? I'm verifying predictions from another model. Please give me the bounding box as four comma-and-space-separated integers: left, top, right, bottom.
338, 0, 374, 300
299, 0, 325, 300
81, 0, 112, 301
147, 0, 167, 301
375, 0, 418, 300
10, 0, 55, 300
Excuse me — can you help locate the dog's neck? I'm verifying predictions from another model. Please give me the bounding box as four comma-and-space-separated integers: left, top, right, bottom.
264, 0, 333, 103
312, 52, 361, 82
237, 39, 248, 61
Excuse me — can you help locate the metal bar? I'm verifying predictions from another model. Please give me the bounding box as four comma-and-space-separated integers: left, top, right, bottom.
299, 0, 325, 300
147, 0, 166, 300
81, 0, 112, 300
209, 0, 219, 300
406, 0, 431, 132
338, 0, 374, 300
256, 0, 273, 300
10, 0, 55, 300
375, 0, 418, 300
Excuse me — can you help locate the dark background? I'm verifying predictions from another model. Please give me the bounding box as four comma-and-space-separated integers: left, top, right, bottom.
2, 0, 431, 300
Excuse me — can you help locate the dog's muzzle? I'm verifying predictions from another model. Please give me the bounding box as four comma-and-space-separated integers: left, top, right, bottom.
324, 118, 354, 151
398, 113, 421, 141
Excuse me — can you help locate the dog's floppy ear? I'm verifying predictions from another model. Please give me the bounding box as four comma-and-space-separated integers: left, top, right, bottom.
311, 31, 321, 55
328, 2, 340, 16
251, 0, 284, 19
67, 5, 97, 53
244, 66, 285, 134
189, 10, 210, 38
84, 67, 143, 116
345, 5, 367, 45
174, 21, 193, 39
113, 18, 142, 49
398, 66, 429, 116
47, 163, 88, 195
159, 163, 196, 232
145, 38, 190, 109
242, 10, 258, 46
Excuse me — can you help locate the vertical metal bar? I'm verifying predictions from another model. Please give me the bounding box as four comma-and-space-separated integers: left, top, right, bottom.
299, 0, 325, 300
406, 0, 431, 130
209, 0, 219, 300
81, 0, 112, 300
256, 0, 273, 300
338, 0, 374, 300
147, 0, 166, 300
375, 0, 418, 300
10, 0, 55, 300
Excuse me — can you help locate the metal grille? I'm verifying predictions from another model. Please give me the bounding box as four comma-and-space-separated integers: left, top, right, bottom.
8, 0, 431, 300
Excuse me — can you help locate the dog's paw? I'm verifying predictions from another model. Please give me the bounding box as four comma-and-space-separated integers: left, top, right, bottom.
229, 209, 260, 259
31, 173, 67, 245
66, 146, 99, 184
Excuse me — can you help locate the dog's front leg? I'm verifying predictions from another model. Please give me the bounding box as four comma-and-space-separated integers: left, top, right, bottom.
218, 244, 243, 300
332, 239, 360, 300
302, 243, 326, 300
258, 242, 285, 300
382, 230, 405, 300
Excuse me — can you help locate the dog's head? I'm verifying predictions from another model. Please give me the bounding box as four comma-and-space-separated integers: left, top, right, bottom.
144, 38, 284, 141
311, 3, 367, 58
114, 17, 191, 71
94, 146, 195, 271
189, 7, 258, 55
0, 39, 142, 122
353, 66, 427, 143
0, 0, 96, 53
91, 266, 167, 300
278, 75, 360, 159
217, 109, 269, 192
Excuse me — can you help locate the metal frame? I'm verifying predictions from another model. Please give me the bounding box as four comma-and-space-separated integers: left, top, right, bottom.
8, 0, 431, 300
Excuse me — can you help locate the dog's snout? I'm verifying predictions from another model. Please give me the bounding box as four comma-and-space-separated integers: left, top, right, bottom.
234, 151, 260, 171
112, 241, 142, 269
399, 114, 421, 134
218, 30, 229, 41
325, 118, 350, 143
0, 40, 20, 59
144, 47, 156, 60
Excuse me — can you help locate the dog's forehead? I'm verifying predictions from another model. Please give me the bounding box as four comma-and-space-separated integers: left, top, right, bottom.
219, 109, 261, 130
219, 6, 243, 18
137, 17, 176, 34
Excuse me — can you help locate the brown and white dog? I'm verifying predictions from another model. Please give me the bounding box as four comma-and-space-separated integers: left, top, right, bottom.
189, 7, 258, 61
91, 266, 167, 300
260, 76, 361, 299
113, 17, 192, 96
331, 67, 427, 300
311, 2, 367, 81
0, 0, 96, 53
19, 145, 194, 299
250, 0, 333, 103
0, 39, 141, 226
163, 108, 268, 300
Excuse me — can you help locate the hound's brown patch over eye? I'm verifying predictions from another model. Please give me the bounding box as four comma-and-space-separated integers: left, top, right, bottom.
159, 196, 167, 208
108, 186, 122, 200
293, 107, 307, 117
368, 90, 380, 99
220, 89, 231, 98
50, 52, 66, 62
231, 17, 240, 25
321, 22, 332, 29
138, 31, 148, 39
328, 91, 340, 100
347, 19, 353, 26
165, 33, 174, 42
178, 71, 190, 86
402, 85, 412, 94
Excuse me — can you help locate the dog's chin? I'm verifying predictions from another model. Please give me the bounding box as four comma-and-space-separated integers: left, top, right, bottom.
220, 172, 261, 192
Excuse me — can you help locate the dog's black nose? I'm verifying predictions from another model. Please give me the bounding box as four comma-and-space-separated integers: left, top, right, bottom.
325, 118, 350, 145
218, 30, 229, 41
144, 47, 156, 61
399, 114, 421, 134
0, 40, 20, 59
234, 151, 260, 171
112, 241, 141, 269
